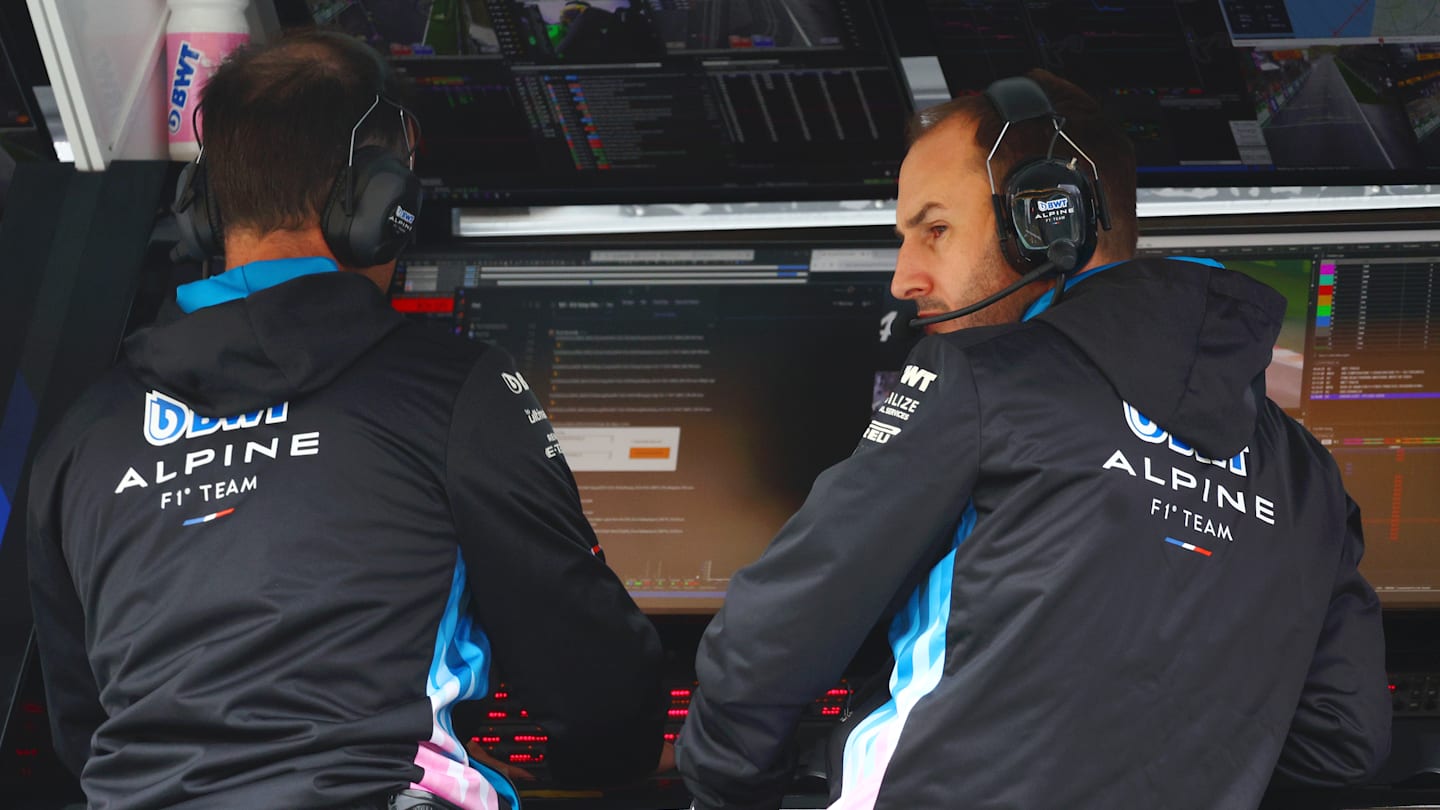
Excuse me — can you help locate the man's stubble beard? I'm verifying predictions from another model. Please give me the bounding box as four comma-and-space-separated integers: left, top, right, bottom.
919, 252, 1043, 333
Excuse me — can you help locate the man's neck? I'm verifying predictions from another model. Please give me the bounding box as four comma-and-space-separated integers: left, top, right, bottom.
222, 225, 392, 291
223, 226, 337, 269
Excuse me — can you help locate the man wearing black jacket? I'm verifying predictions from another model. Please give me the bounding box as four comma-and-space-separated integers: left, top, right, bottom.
26, 31, 664, 809
676, 70, 1391, 809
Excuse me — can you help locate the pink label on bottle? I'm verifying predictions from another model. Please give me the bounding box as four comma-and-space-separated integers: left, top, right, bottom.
166, 32, 249, 145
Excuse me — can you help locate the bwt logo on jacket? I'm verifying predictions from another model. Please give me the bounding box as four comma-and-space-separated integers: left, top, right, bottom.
1123, 402, 1248, 476
144, 391, 289, 447
900, 365, 938, 392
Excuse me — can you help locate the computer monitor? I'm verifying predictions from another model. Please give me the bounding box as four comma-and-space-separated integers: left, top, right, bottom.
395, 240, 912, 611
1139, 228, 1440, 606
295, 0, 913, 205
905, 0, 1440, 187
399, 227, 1440, 611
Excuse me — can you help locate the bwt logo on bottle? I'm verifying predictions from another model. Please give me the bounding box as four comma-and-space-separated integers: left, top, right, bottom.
169, 41, 204, 134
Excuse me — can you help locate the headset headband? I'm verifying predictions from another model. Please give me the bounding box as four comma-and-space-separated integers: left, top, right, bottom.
982, 77, 1105, 205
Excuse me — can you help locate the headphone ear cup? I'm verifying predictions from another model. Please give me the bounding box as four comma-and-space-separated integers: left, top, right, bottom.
1001, 158, 1098, 274
173, 160, 222, 260
990, 192, 1028, 275
322, 146, 422, 267
998, 226, 1027, 274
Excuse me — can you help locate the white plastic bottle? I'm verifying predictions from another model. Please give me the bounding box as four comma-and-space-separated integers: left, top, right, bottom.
166, 0, 251, 161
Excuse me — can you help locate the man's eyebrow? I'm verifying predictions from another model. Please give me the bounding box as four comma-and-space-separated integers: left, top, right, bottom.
903, 202, 944, 229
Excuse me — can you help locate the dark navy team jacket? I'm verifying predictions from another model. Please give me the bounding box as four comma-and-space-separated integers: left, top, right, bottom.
27, 259, 665, 809
677, 257, 1391, 810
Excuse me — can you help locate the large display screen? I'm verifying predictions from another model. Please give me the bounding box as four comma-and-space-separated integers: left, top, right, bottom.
906, 0, 1440, 187
298, 0, 913, 204
395, 229, 1440, 611
1139, 229, 1440, 606
395, 241, 911, 611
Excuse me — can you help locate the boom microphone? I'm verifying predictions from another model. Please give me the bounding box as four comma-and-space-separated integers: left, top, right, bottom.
908, 241, 1079, 329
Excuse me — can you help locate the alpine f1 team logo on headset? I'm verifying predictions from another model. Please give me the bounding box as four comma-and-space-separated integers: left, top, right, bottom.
144, 390, 289, 447
389, 205, 416, 234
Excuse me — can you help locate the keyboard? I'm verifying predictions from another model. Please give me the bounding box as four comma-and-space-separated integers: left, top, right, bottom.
465, 680, 854, 780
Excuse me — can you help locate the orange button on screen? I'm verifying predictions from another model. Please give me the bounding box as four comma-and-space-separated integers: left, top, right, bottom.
629, 447, 672, 459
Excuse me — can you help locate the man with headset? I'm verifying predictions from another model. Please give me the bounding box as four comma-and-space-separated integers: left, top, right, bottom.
676, 70, 1390, 809
26, 31, 665, 809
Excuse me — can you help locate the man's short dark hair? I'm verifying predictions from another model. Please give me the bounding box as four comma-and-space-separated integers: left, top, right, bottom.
199, 30, 412, 236
908, 69, 1138, 261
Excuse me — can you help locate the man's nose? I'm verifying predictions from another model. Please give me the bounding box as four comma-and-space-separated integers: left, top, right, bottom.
891, 244, 931, 301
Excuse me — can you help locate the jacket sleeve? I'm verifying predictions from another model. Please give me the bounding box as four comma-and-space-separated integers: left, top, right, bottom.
1272, 495, 1391, 786
675, 337, 981, 810
26, 449, 106, 778
445, 346, 666, 786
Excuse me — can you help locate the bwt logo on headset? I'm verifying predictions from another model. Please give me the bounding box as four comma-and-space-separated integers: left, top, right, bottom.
1036, 198, 1071, 214
168, 42, 204, 134
389, 205, 416, 234
144, 390, 289, 447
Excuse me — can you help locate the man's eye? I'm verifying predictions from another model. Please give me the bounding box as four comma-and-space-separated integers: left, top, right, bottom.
930, 225, 947, 239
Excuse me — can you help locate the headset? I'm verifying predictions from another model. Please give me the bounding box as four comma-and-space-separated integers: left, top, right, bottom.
910, 76, 1113, 329
172, 42, 423, 267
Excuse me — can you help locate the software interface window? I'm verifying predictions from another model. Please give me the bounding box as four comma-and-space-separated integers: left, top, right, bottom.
293, 0, 1440, 206
912, 0, 1440, 186
394, 243, 908, 611
305, 0, 913, 203
392, 233, 1440, 610
1142, 234, 1440, 604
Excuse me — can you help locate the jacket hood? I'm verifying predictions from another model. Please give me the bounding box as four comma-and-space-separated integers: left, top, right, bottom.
1035, 257, 1286, 459
124, 271, 404, 416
